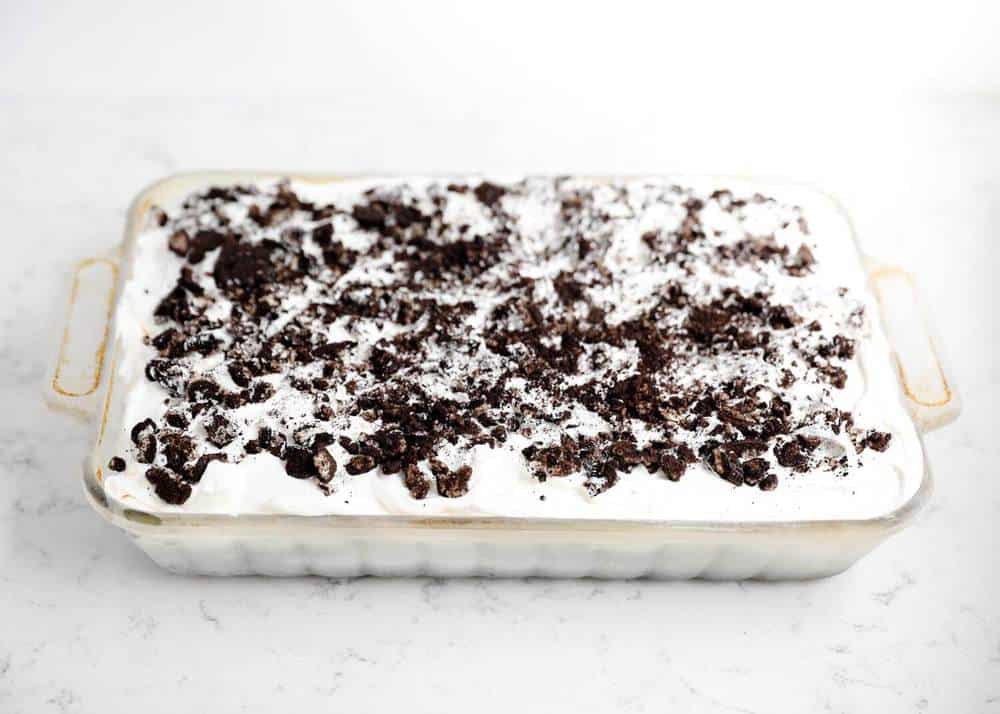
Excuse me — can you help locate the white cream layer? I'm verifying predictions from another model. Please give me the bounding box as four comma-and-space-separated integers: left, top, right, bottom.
99, 176, 924, 521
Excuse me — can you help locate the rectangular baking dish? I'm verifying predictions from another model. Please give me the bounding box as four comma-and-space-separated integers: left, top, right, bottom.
45, 172, 961, 580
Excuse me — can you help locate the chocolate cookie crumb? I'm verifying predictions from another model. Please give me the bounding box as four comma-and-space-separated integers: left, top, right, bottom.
404, 464, 431, 499
758, 474, 779, 491
130, 419, 156, 444
706, 445, 745, 485
249, 381, 275, 403
741, 458, 769, 486
190, 453, 227, 482
473, 182, 506, 207
786, 244, 815, 276
862, 430, 892, 452
774, 438, 808, 472
125, 178, 895, 510
345, 454, 377, 475
204, 414, 237, 447
168, 230, 190, 257
660, 453, 687, 481
145, 466, 192, 505
585, 460, 620, 496
284, 445, 317, 478
131, 419, 158, 464
436, 463, 472, 498
164, 410, 189, 429
313, 449, 337, 482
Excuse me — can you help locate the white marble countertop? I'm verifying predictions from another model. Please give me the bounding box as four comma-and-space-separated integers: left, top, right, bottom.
1, 3, 998, 712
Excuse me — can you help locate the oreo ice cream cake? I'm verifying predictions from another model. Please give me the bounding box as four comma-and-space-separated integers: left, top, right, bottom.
98, 176, 923, 521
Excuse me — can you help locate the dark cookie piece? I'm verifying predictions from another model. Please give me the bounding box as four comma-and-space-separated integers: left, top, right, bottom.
785, 244, 815, 276
862, 430, 892, 452
145, 466, 192, 505
167, 230, 190, 257
404, 464, 431, 499
312, 222, 334, 246
177, 266, 204, 296
187, 378, 221, 403
369, 347, 401, 380
151, 327, 183, 356
107, 456, 126, 472
706, 445, 744, 486
130, 418, 156, 444
660, 452, 687, 481
773, 434, 819, 473
202, 187, 239, 202
758, 474, 779, 491
204, 413, 237, 447
774, 439, 805, 471
188, 229, 225, 263
584, 460, 619, 496
151, 328, 218, 358
228, 361, 252, 388
821, 365, 848, 389
322, 243, 358, 272
190, 453, 228, 483
145, 359, 190, 397
686, 306, 731, 344
256, 426, 286, 459
154, 285, 194, 324
380, 458, 403, 475
768, 305, 798, 330
741, 457, 769, 486
161, 432, 197, 476
284, 445, 317, 478
351, 202, 387, 230
522, 437, 581, 480
223, 390, 249, 409
435, 462, 472, 498
345, 454, 377, 475
249, 381, 275, 403
212, 236, 274, 294
311, 432, 335, 452
553, 272, 586, 305
473, 182, 506, 208
164, 410, 189, 429
183, 333, 220, 357
313, 341, 356, 360
313, 449, 337, 483
606, 439, 642, 471
375, 428, 407, 457
130, 419, 158, 464
818, 334, 856, 361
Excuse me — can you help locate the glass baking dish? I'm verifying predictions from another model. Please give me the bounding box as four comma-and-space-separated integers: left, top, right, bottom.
44, 172, 961, 580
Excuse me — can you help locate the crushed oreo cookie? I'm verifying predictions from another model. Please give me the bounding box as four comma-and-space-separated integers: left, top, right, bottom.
145, 466, 192, 505
121, 178, 894, 508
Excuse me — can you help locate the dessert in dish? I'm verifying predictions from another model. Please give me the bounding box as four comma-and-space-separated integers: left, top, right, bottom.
100, 176, 922, 521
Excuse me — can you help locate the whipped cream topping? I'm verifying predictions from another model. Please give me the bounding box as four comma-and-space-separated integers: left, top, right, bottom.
99, 176, 923, 521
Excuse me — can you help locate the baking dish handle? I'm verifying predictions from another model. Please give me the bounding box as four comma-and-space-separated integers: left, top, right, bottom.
866, 259, 961, 433
44, 255, 120, 420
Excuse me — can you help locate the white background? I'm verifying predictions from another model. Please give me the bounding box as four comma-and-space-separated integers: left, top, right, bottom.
1, 1, 998, 712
